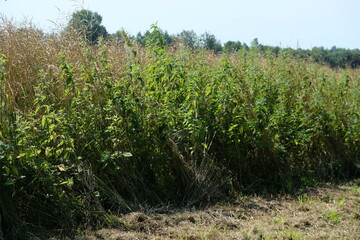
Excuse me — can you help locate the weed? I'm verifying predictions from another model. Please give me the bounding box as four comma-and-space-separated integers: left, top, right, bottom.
297, 194, 309, 205
336, 196, 346, 207
274, 217, 286, 225
349, 186, 360, 196
278, 230, 303, 240
323, 209, 341, 223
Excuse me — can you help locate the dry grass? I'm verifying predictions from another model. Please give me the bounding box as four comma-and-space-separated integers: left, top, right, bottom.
74, 182, 360, 240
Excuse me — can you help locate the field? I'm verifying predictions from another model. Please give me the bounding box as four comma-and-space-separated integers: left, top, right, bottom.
81, 182, 360, 240
0, 22, 359, 239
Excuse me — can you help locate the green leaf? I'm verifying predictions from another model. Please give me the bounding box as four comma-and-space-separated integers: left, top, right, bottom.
17, 152, 27, 159
12, 166, 19, 176
49, 124, 56, 132
34, 158, 43, 168
59, 177, 74, 187
45, 147, 53, 157
55, 148, 63, 157
41, 116, 46, 128
3, 166, 10, 175
66, 76, 72, 85
122, 152, 133, 157
229, 124, 238, 132
5, 178, 15, 185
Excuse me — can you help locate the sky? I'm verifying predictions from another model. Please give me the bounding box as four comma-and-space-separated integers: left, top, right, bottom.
0, 0, 359, 49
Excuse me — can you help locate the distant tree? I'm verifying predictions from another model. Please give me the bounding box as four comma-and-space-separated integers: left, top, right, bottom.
242, 43, 249, 51
269, 46, 281, 55
177, 30, 198, 48
111, 30, 124, 42
110, 29, 135, 44
111, 30, 123, 42
251, 38, 259, 48
67, 9, 108, 43
224, 41, 242, 52
326, 46, 360, 68
311, 47, 328, 64
251, 38, 264, 51
135, 32, 144, 45
201, 32, 222, 53
134, 28, 174, 47
162, 30, 174, 46
135, 30, 151, 46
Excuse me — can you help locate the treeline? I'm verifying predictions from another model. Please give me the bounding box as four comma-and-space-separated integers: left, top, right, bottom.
64, 10, 360, 69
115, 31, 360, 69
128, 30, 356, 69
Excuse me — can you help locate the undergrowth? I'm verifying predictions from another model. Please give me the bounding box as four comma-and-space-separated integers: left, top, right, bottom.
0, 21, 359, 239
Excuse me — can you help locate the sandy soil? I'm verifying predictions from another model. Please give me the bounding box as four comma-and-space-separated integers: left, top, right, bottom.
78, 182, 359, 240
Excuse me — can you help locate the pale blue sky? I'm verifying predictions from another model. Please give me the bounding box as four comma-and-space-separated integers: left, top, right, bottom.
1, 0, 359, 49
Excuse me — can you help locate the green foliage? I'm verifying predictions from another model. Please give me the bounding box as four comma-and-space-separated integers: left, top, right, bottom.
177, 30, 199, 48
201, 32, 222, 53
135, 30, 151, 46
223, 41, 243, 52
67, 9, 108, 43
323, 209, 341, 223
0, 23, 359, 239
114, 27, 360, 69
134, 28, 174, 47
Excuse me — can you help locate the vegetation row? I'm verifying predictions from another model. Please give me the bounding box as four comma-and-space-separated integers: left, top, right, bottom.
0, 18, 359, 239
74, 9, 360, 69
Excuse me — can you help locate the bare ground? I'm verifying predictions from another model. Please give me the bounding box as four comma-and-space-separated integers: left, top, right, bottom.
78, 182, 360, 240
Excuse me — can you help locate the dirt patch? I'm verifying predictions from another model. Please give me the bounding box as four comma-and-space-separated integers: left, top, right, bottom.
79, 183, 360, 240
